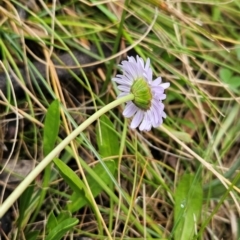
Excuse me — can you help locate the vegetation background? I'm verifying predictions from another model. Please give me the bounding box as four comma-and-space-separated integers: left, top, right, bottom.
0, 0, 239, 239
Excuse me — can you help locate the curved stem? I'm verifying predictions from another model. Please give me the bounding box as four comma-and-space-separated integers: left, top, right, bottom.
0, 94, 134, 218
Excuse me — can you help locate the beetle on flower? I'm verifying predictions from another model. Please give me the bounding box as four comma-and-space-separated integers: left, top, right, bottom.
113, 55, 170, 131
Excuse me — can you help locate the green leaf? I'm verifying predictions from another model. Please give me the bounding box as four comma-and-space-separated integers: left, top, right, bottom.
160, 125, 192, 143
226, 76, 240, 88
219, 68, 232, 83
219, 68, 240, 91
47, 212, 72, 234
54, 158, 89, 199
32, 100, 61, 224
24, 230, 40, 240
54, 158, 115, 213
236, 46, 240, 61
47, 212, 58, 232
17, 184, 35, 228
43, 100, 60, 156
46, 218, 78, 240
174, 174, 203, 240
67, 160, 116, 213
96, 115, 119, 158
56, 212, 72, 223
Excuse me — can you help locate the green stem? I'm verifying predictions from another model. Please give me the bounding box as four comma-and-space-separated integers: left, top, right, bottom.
0, 94, 134, 218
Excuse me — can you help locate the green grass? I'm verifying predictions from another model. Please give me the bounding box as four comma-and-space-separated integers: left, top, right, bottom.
0, 0, 239, 239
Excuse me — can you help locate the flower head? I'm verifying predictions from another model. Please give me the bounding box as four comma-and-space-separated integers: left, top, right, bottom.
113, 55, 170, 131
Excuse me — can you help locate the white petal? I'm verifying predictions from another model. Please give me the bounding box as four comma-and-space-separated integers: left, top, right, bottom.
124, 62, 138, 79
112, 77, 132, 86
124, 72, 135, 83
130, 61, 141, 78
130, 110, 144, 129
151, 100, 164, 126
162, 111, 167, 118
151, 86, 164, 95
152, 77, 162, 86
123, 102, 138, 118
137, 55, 144, 68
156, 101, 164, 112
139, 119, 149, 131
117, 92, 129, 98
159, 94, 166, 100
145, 58, 150, 71
150, 107, 159, 127
158, 117, 163, 125
139, 112, 152, 131
143, 68, 153, 83
117, 85, 131, 92
160, 82, 170, 89
128, 56, 136, 64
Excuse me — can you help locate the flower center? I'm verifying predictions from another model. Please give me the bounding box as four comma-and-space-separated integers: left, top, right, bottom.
131, 78, 152, 110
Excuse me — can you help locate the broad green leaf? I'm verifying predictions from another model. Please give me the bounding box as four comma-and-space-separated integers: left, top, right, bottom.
160, 125, 192, 143
54, 158, 89, 200
24, 231, 40, 240
96, 115, 119, 158
47, 212, 72, 233
219, 68, 232, 83
34, 100, 60, 224
174, 174, 203, 240
226, 76, 240, 88
67, 191, 87, 213
170, 130, 192, 143
47, 212, 58, 232
67, 160, 116, 213
43, 100, 60, 156
46, 218, 78, 240
219, 68, 240, 90
56, 212, 71, 223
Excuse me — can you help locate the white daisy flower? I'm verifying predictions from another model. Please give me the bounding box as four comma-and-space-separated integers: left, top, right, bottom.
113, 55, 170, 131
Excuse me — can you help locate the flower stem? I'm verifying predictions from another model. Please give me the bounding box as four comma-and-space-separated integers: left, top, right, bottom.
0, 94, 134, 218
